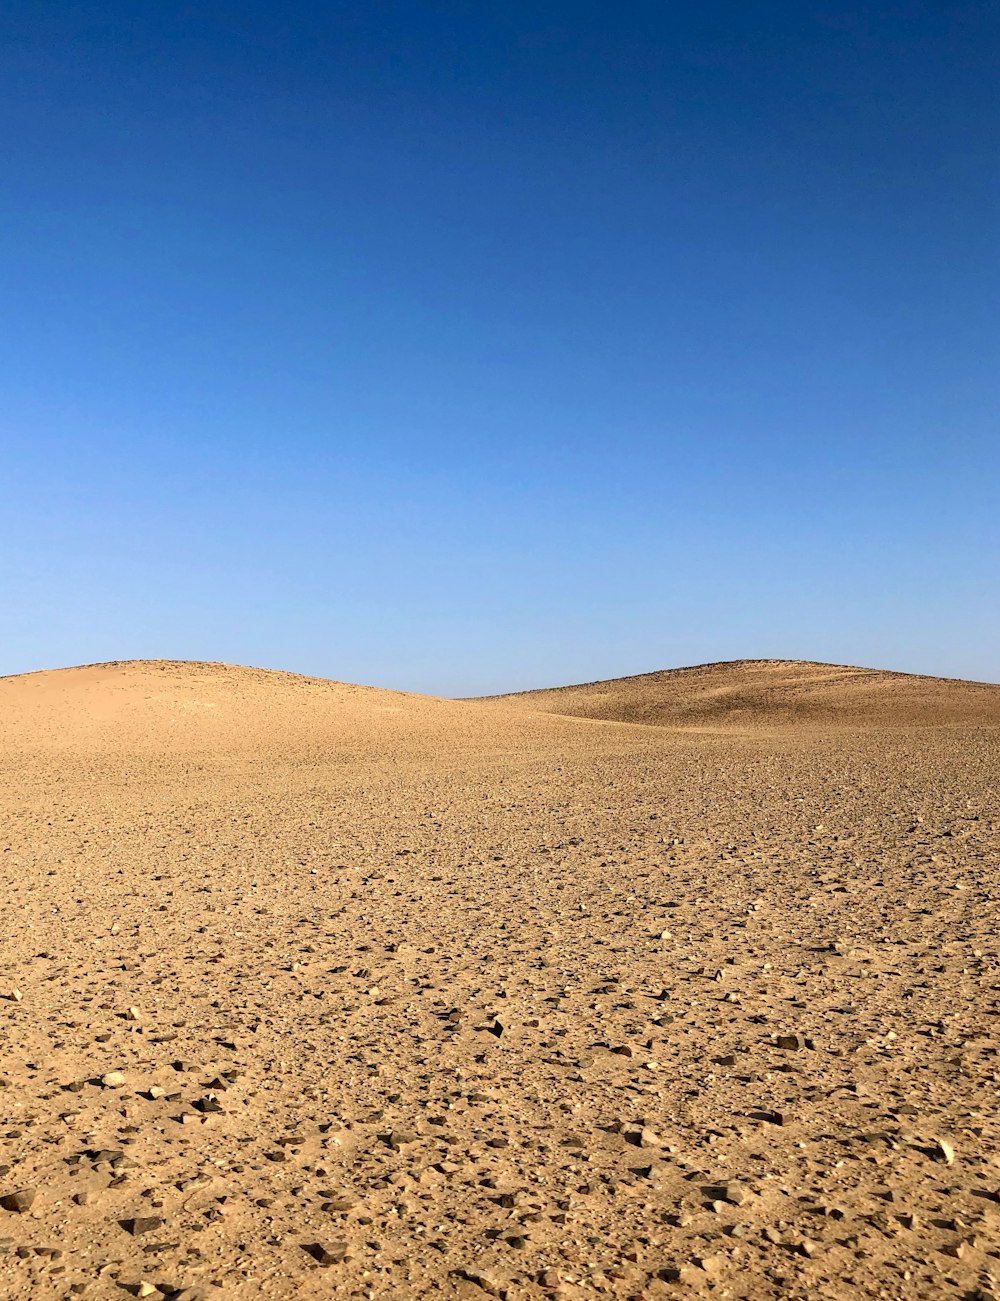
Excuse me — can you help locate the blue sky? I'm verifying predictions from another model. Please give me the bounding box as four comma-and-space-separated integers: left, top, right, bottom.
2, 1, 997, 694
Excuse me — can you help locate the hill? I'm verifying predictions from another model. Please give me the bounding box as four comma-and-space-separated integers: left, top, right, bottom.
0, 658, 461, 755
484, 658, 1000, 727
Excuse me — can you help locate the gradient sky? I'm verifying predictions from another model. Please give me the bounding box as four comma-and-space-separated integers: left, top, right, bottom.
2, 1, 998, 694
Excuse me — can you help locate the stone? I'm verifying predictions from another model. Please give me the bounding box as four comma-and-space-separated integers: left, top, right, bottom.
934, 1138, 956, 1165
656, 1265, 697, 1283
626, 1126, 661, 1148
89, 1148, 125, 1166
0, 1188, 36, 1213
321, 1193, 358, 1213
303, 1240, 347, 1265
122, 1216, 165, 1236
101, 1071, 127, 1088
455, 1266, 506, 1295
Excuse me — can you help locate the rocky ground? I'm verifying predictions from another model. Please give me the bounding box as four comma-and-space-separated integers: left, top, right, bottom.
0, 660, 998, 1300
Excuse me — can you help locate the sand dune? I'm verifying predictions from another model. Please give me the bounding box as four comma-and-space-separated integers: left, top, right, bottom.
487, 658, 1000, 728
0, 660, 454, 753
1, 659, 998, 1299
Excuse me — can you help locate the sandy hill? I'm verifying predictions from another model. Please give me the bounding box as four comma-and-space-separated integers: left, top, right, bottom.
0, 659, 467, 756
485, 658, 1000, 728
5, 659, 998, 747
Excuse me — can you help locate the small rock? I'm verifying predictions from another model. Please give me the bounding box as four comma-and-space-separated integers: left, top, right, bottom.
304, 1240, 347, 1265
0, 1188, 36, 1213
933, 1138, 956, 1166
89, 1148, 125, 1166
455, 1266, 506, 1296
656, 1265, 697, 1284
101, 1071, 127, 1089
121, 1217, 165, 1237
321, 1193, 358, 1213
626, 1126, 661, 1148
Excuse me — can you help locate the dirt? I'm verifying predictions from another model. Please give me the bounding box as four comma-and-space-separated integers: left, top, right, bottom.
1, 659, 998, 1299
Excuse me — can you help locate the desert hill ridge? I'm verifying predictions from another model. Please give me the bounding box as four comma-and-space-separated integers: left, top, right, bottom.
483, 657, 1000, 727
0, 658, 461, 755
0, 657, 426, 696
2, 656, 999, 737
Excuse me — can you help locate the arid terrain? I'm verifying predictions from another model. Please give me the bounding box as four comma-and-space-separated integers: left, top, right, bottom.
1, 658, 999, 1301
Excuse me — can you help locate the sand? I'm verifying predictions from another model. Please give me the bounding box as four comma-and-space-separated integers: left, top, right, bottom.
0, 658, 998, 1299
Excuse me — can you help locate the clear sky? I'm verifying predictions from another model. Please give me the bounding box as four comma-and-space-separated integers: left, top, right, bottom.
2, 1, 997, 694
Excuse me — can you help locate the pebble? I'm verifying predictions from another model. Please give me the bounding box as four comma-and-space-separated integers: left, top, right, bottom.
122, 1216, 165, 1236
0, 1188, 36, 1213
304, 1240, 348, 1265
934, 1138, 956, 1165
321, 1194, 359, 1213
456, 1266, 506, 1295
387, 1129, 420, 1149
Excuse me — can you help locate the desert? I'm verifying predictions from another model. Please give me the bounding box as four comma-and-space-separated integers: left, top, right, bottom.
1, 657, 999, 1300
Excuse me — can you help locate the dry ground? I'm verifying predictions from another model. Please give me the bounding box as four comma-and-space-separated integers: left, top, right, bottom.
1, 659, 999, 1301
